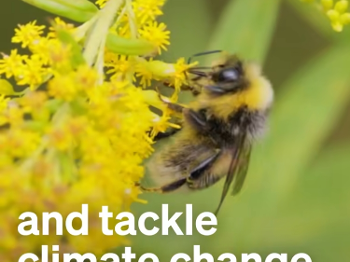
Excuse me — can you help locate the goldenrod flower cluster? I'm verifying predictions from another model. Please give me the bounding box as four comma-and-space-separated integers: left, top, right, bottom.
0, 0, 194, 260
302, 0, 350, 31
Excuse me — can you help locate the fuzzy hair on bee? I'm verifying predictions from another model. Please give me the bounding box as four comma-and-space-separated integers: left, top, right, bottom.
141, 51, 274, 215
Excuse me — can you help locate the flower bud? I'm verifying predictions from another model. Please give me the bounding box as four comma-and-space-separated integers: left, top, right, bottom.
106, 34, 156, 56
340, 12, 350, 24
327, 9, 340, 22
335, 0, 349, 13
321, 0, 334, 11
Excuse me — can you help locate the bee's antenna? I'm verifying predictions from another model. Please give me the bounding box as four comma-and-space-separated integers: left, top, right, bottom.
184, 50, 222, 91
187, 50, 222, 64
186, 70, 207, 77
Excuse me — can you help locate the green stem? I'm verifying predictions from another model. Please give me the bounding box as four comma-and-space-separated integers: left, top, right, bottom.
111, 6, 127, 30
95, 37, 106, 84
83, 0, 124, 66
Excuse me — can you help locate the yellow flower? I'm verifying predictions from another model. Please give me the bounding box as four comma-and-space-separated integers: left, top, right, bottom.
47, 124, 75, 152
172, 57, 198, 95
16, 54, 48, 89
0, 103, 24, 127
30, 37, 72, 71
150, 112, 181, 139
3, 129, 41, 158
133, 0, 165, 24
105, 53, 136, 80
136, 57, 197, 98
139, 22, 170, 54
0, 50, 27, 78
48, 73, 79, 101
11, 20, 45, 48
135, 58, 156, 87
0, 0, 195, 260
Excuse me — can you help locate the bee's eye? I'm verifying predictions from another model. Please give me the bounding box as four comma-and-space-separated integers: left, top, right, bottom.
216, 68, 239, 82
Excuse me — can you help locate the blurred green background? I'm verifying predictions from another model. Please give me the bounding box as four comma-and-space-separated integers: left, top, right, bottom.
2, 0, 350, 261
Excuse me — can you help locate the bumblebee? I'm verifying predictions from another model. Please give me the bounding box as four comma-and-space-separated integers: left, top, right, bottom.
141, 51, 274, 215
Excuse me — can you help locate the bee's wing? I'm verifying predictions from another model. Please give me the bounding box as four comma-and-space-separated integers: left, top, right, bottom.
214, 134, 247, 215
231, 141, 252, 196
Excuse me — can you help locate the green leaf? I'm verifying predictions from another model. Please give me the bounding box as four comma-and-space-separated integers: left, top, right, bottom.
247, 144, 350, 259
22, 0, 98, 22
208, 0, 281, 63
290, 143, 350, 209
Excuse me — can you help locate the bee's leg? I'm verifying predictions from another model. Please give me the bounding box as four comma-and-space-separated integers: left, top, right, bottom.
149, 94, 184, 141
153, 128, 181, 141
163, 81, 201, 96
185, 83, 201, 96
156, 91, 186, 114
138, 178, 187, 193
165, 101, 185, 113
179, 83, 201, 96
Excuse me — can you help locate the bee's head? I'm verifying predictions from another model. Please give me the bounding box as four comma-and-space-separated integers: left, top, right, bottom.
188, 53, 273, 112
207, 55, 247, 94
211, 56, 273, 112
